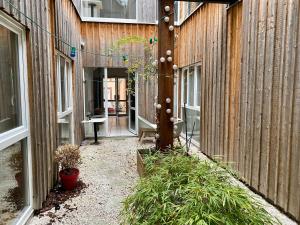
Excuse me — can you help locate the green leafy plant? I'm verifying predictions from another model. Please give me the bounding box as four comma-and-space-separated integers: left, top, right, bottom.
109, 35, 157, 94
122, 151, 279, 225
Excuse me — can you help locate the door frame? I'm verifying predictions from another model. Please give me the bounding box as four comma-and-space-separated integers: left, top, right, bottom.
128, 72, 138, 134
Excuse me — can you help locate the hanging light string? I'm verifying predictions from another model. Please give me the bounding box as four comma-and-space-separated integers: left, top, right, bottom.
1, 0, 153, 60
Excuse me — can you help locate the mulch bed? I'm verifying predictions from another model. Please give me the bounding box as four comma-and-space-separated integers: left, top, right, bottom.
34, 180, 88, 216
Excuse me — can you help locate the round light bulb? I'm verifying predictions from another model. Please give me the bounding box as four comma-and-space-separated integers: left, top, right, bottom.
160, 57, 166, 63
174, 125, 178, 130
173, 131, 177, 135
170, 117, 174, 122
166, 98, 171, 103
173, 64, 178, 70
164, 6, 170, 12
167, 57, 173, 62
155, 134, 160, 139
164, 16, 170, 23
166, 50, 172, 56
166, 109, 172, 114
169, 25, 174, 31
156, 104, 162, 109
153, 139, 157, 143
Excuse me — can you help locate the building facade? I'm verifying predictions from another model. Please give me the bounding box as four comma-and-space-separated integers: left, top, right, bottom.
0, 0, 299, 224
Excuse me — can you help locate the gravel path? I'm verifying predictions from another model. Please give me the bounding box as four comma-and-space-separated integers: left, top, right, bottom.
29, 137, 296, 225
30, 137, 150, 225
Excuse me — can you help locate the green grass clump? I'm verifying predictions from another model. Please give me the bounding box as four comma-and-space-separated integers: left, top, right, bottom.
122, 151, 279, 225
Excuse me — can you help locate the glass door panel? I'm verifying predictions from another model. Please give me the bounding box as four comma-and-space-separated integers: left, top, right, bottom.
117, 78, 127, 116
107, 78, 117, 115
128, 73, 137, 133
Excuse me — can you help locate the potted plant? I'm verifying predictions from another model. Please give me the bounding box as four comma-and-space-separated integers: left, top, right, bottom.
9, 150, 23, 188
54, 144, 81, 190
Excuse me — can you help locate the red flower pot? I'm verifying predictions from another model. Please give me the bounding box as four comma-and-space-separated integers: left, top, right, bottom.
59, 168, 79, 190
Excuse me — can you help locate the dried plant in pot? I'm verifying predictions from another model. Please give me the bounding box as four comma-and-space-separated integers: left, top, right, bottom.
54, 144, 82, 190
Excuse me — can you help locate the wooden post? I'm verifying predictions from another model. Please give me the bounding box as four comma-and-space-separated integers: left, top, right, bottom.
157, 0, 175, 150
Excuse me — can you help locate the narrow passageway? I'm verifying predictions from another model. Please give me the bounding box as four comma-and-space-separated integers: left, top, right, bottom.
30, 138, 150, 225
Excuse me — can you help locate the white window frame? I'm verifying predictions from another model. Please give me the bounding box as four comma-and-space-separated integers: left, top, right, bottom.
81, 0, 138, 23
195, 64, 201, 107
181, 65, 201, 112
56, 52, 74, 144
56, 52, 73, 118
0, 11, 33, 225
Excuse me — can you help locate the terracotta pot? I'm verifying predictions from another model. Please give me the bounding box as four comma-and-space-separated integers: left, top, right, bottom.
59, 168, 79, 190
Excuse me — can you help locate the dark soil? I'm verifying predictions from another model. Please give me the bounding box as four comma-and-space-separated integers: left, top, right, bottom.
34, 180, 88, 216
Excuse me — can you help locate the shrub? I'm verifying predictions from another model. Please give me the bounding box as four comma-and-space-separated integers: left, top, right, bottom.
122, 151, 279, 225
54, 144, 81, 172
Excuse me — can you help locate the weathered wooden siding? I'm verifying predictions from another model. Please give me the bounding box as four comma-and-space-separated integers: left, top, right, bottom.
0, 0, 84, 210
81, 22, 156, 67
81, 23, 157, 122
55, 0, 84, 144
177, 1, 300, 222
0, 0, 57, 209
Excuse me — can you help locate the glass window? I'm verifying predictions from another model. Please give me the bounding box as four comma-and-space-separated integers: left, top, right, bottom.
174, 1, 179, 23
188, 67, 194, 106
196, 66, 201, 106
82, 0, 137, 19
182, 69, 188, 105
0, 24, 21, 134
0, 13, 31, 225
57, 55, 72, 114
181, 65, 200, 144
56, 53, 73, 144
0, 140, 29, 224
60, 56, 66, 112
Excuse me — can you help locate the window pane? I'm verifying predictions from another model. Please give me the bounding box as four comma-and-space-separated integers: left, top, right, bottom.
174, 1, 179, 23
60, 56, 66, 112
196, 66, 201, 106
0, 140, 29, 224
188, 67, 194, 106
183, 70, 188, 105
82, 0, 136, 19
181, 107, 200, 143
174, 73, 178, 118
0, 24, 21, 134
58, 114, 72, 145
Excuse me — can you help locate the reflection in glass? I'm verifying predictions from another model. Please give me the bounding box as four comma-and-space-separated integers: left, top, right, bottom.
0, 140, 28, 224
182, 107, 200, 143
196, 66, 201, 106
188, 67, 194, 106
82, 0, 136, 19
58, 114, 72, 145
60, 56, 66, 112
0, 24, 21, 134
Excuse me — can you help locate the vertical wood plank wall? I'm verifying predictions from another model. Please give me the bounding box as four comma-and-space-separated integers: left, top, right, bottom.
81, 22, 157, 122
55, 0, 84, 144
0, 0, 84, 209
0, 0, 58, 208
177, 1, 300, 221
